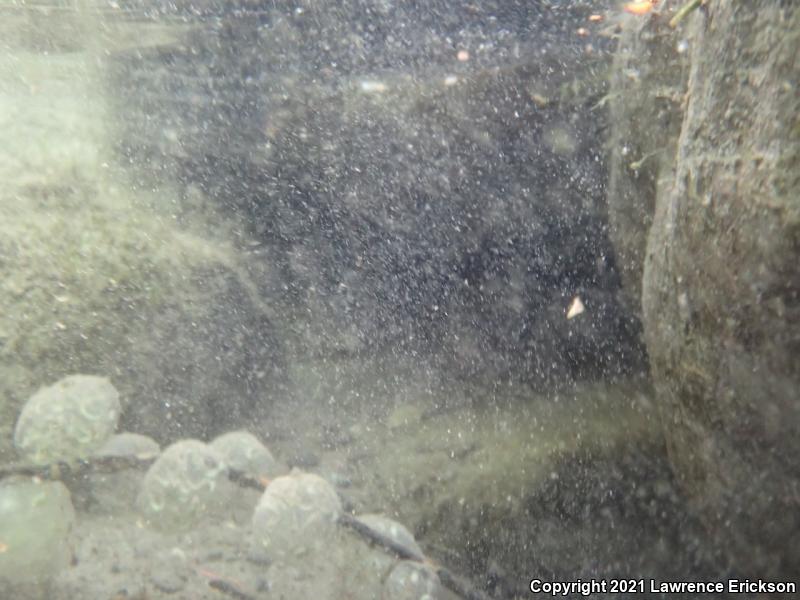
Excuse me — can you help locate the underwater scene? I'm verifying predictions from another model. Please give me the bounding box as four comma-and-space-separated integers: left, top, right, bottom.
0, 1, 798, 598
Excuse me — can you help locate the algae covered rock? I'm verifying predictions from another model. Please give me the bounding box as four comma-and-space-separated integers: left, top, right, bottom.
209, 430, 286, 523
13, 375, 120, 465
89, 432, 161, 515
94, 431, 160, 459
356, 514, 425, 563
210, 430, 283, 479
348, 513, 431, 597
251, 470, 342, 561
137, 439, 227, 531
383, 560, 446, 600
0, 478, 76, 584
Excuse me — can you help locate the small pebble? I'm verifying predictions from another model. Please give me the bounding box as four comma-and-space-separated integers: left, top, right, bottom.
150, 568, 186, 594
287, 448, 320, 468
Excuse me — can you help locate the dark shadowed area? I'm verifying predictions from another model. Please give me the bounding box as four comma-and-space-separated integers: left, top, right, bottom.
1, 1, 797, 599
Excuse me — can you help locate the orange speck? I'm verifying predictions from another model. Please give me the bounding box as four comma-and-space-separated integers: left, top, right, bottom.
196, 566, 221, 580
623, 0, 655, 16
0, 542, 8, 553
456, 49, 470, 62
588, 14, 604, 22
576, 27, 590, 37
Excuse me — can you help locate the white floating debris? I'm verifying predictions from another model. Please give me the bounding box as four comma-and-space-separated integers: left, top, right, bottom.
359, 80, 388, 94
566, 296, 586, 319
443, 75, 459, 87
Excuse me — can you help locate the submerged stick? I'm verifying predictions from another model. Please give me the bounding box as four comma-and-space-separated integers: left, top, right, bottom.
338, 513, 496, 600
208, 578, 257, 600
437, 568, 497, 600
0, 455, 263, 490
670, 0, 703, 28
337, 513, 426, 562
0, 454, 157, 482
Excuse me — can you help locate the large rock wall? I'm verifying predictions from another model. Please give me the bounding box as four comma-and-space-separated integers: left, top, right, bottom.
606, 10, 689, 312
609, 1, 800, 577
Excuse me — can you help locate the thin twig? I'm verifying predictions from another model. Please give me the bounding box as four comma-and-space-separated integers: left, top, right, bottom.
0, 455, 157, 482
226, 467, 268, 491
0, 455, 265, 490
338, 513, 496, 600
208, 579, 257, 600
337, 513, 426, 562
437, 568, 496, 600
670, 0, 703, 28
